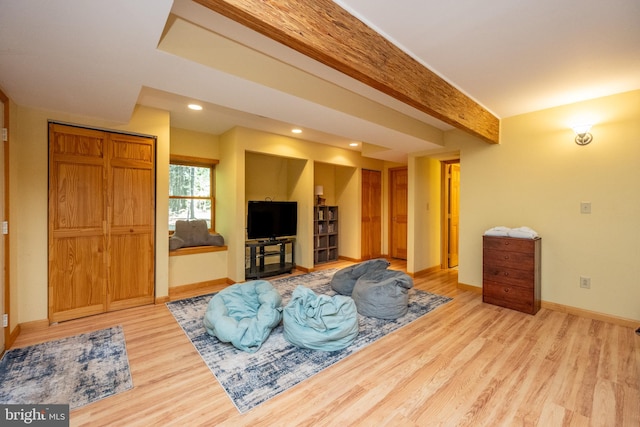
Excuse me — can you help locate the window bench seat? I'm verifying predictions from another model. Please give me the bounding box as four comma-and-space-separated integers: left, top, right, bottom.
169, 245, 228, 257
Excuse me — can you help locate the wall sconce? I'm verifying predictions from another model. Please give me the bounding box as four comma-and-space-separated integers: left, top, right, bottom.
572, 124, 593, 146
314, 185, 325, 206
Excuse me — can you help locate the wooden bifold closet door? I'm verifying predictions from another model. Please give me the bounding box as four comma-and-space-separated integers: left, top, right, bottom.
361, 169, 381, 260
48, 123, 155, 323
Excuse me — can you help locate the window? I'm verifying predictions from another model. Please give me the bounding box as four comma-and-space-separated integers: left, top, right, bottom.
169, 155, 218, 232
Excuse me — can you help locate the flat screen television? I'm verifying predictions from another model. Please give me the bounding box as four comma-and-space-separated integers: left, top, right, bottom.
247, 201, 298, 240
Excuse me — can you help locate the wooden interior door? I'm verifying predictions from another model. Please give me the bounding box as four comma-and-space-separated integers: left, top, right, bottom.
49, 124, 155, 322
448, 163, 460, 267
49, 125, 108, 322
107, 133, 155, 311
0, 94, 6, 351
361, 169, 381, 259
389, 167, 408, 259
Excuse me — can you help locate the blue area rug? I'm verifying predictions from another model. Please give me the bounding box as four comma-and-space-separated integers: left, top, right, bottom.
0, 326, 133, 409
167, 269, 452, 413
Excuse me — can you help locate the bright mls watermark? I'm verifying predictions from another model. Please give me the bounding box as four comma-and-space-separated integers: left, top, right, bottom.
1, 405, 69, 426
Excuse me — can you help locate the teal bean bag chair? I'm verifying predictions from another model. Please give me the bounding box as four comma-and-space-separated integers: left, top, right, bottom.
330, 258, 391, 296
203, 280, 282, 353
283, 285, 359, 351
352, 269, 413, 319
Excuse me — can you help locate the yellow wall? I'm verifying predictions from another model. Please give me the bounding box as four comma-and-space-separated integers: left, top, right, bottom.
12, 105, 170, 324
215, 128, 244, 283
408, 155, 443, 273
225, 127, 384, 280
8, 106, 384, 325
168, 251, 227, 287
314, 162, 360, 258
447, 89, 640, 321
15, 90, 638, 325
245, 152, 295, 203
314, 162, 338, 206
334, 165, 360, 258
170, 127, 219, 159
168, 127, 227, 287
244, 152, 306, 268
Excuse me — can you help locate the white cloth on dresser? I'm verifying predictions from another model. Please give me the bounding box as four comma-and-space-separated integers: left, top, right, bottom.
484, 226, 538, 239
483, 226, 511, 236
507, 226, 538, 239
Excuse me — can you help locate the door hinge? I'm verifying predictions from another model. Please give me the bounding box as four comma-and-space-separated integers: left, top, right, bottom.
2, 128, 7, 142
1, 221, 7, 235
2, 314, 7, 328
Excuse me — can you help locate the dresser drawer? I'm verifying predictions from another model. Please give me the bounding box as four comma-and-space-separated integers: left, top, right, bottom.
483, 266, 534, 288
483, 236, 536, 253
483, 248, 534, 270
483, 282, 536, 314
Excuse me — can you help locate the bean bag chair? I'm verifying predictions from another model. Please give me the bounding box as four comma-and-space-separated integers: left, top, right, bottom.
352, 269, 413, 319
330, 258, 391, 296
283, 285, 359, 351
203, 280, 282, 353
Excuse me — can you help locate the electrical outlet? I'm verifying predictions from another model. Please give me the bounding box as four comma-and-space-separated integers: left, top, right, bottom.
580, 276, 591, 289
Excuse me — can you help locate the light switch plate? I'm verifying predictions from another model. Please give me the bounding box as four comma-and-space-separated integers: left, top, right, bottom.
580, 202, 591, 214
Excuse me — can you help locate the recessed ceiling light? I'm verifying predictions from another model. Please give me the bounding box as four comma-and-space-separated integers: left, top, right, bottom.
291, 128, 302, 134
349, 142, 359, 147
188, 104, 203, 111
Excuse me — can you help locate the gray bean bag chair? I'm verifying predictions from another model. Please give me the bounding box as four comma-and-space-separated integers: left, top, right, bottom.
330, 258, 391, 296
283, 285, 359, 351
203, 280, 282, 353
170, 219, 224, 250
351, 269, 414, 319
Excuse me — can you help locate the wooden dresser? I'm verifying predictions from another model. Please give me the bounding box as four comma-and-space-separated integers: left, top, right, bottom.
482, 235, 541, 315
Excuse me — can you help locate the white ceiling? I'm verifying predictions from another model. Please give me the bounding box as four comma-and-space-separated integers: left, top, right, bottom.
337, 0, 640, 117
1, 0, 639, 162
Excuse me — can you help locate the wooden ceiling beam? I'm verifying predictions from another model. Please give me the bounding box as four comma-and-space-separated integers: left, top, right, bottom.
194, 0, 500, 144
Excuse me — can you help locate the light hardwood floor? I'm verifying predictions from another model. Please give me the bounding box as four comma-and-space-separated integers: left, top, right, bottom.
10, 261, 640, 426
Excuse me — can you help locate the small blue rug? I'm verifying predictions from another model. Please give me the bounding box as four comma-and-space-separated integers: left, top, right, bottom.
167, 269, 452, 413
0, 326, 133, 410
